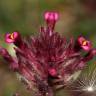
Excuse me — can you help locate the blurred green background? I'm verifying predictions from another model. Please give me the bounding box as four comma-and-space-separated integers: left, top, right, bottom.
0, 0, 96, 96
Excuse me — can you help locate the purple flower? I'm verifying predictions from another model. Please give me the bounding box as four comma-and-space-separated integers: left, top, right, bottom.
0, 12, 96, 96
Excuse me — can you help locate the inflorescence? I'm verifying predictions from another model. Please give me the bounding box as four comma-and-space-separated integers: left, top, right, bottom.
0, 11, 96, 96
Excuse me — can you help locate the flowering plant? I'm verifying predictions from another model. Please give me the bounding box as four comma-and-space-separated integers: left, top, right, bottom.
0, 12, 96, 96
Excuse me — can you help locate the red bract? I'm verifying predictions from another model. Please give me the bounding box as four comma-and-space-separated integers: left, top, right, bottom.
0, 12, 96, 96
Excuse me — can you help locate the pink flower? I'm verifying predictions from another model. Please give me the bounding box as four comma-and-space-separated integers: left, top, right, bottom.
0, 11, 96, 96
5, 32, 19, 43
78, 36, 92, 51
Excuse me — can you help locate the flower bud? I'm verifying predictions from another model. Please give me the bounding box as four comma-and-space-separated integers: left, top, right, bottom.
44, 12, 59, 21
44, 11, 59, 31
48, 68, 57, 77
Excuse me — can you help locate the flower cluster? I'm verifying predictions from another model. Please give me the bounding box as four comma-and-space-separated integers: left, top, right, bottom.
0, 12, 96, 96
